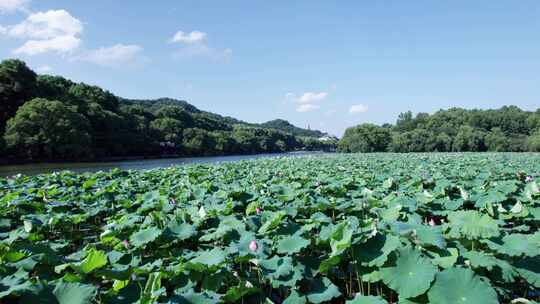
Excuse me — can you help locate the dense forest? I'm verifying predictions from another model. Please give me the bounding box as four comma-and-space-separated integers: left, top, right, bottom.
0, 59, 336, 161
338, 107, 540, 152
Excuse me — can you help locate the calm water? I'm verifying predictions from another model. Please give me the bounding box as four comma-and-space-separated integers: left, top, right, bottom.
0, 151, 326, 177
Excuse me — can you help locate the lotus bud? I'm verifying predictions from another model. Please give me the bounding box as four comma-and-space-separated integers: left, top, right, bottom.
123, 240, 130, 249
429, 219, 436, 227
256, 207, 261, 215
249, 240, 258, 252
170, 198, 177, 205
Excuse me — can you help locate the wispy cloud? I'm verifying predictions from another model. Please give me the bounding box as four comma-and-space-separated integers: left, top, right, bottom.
76, 44, 145, 68
169, 29, 231, 62
349, 104, 369, 114
169, 30, 207, 44
298, 91, 328, 104
285, 90, 330, 113
0, 0, 30, 14
296, 104, 320, 112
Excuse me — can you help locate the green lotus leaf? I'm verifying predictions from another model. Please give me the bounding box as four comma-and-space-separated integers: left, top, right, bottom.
130, 226, 162, 248
78, 248, 107, 274
414, 225, 446, 249
392, 222, 446, 249
525, 181, 540, 200
427, 267, 498, 304
380, 248, 437, 298
0, 269, 32, 298
383, 178, 394, 189
187, 248, 227, 271
283, 290, 306, 304
167, 290, 221, 304
306, 277, 341, 304
447, 211, 500, 239
352, 234, 400, 267
496, 233, 540, 257
462, 250, 498, 270
430, 247, 458, 269
329, 221, 353, 256
222, 281, 259, 303
277, 234, 310, 254
259, 256, 294, 279
259, 211, 286, 234
475, 190, 506, 208
53, 282, 97, 304
319, 255, 341, 274
346, 294, 388, 304
166, 221, 196, 241
514, 257, 540, 287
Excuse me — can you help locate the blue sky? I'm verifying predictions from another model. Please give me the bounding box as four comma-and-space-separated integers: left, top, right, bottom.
1, 0, 539, 136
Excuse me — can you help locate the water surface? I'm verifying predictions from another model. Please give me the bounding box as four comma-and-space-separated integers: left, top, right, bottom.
0, 151, 325, 177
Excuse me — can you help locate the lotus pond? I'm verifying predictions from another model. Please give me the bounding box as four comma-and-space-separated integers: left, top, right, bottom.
1, 153, 539, 304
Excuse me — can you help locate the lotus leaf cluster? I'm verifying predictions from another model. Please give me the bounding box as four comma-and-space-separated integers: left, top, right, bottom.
1, 153, 539, 303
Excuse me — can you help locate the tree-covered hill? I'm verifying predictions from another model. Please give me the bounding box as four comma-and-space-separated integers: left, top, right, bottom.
0, 59, 334, 161
259, 119, 327, 138
338, 107, 540, 153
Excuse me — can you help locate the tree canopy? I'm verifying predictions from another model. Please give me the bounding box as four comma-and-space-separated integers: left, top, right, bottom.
339, 107, 540, 153
0, 59, 332, 161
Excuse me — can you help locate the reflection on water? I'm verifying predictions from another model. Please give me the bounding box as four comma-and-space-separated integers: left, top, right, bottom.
0, 152, 326, 177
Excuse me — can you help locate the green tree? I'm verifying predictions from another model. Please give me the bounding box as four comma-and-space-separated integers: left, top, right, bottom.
4, 98, 91, 159
68, 83, 119, 112
182, 128, 216, 155
154, 105, 194, 127
150, 117, 184, 145
484, 128, 510, 151
338, 124, 392, 152
0, 59, 37, 130
527, 129, 540, 152
425, 132, 452, 152
452, 126, 486, 152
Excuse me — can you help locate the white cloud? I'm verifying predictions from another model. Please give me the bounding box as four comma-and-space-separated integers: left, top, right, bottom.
0, 25, 6, 34
298, 91, 328, 104
349, 104, 369, 114
7, 9, 83, 55
296, 104, 320, 112
14, 35, 81, 55
35, 65, 52, 73
170, 30, 231, 62
8, 10, 83, 39
285, 91, 329, 104
77, 44, 144, 67
0, 0, 30, 14
169, 30, 207, 44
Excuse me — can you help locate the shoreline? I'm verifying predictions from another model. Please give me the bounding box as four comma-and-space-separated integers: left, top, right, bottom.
0, 149, 332, 167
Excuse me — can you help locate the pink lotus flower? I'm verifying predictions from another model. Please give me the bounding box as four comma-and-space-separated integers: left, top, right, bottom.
429, 219, 436, 227
526, 176, 533, 183
256, 207, 261, 215
249, 240, 258, 252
